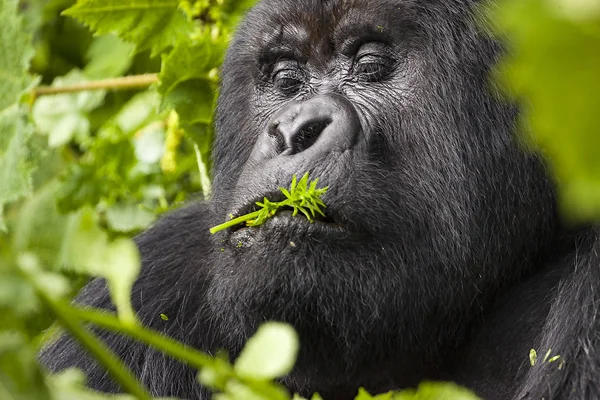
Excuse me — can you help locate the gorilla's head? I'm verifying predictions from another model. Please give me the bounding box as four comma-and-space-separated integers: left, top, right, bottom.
207, 0, 556, 389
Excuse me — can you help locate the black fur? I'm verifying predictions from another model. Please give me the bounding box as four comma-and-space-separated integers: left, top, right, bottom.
40, 1, 600, 399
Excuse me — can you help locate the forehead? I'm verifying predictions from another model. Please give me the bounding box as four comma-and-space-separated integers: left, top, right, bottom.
243, 0, 419, 56
250, 0, 412, 35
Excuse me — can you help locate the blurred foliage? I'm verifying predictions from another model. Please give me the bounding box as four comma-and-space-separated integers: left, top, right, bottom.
0, 0, 597, 398
490, 0, 600, 221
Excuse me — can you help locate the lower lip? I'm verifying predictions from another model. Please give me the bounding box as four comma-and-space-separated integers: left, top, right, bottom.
229, 210, 344, 240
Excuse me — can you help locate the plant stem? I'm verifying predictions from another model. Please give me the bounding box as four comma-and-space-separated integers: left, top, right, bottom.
209, 210, 261, 234
70, 306, 214, 370
32, 73, 159, 99
35, 293, 152, 399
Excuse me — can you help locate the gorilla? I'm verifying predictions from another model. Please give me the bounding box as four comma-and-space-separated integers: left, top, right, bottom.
41, 0, 600, 399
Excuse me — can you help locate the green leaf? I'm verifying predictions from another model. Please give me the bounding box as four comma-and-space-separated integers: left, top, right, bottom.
0, 106, 35, 230
529, 348, 537, 366
234, 322, 299, 380
0, 271, 39, 318
493, 0, 600, 221
0, 331, 51, 400
18, 253, 70, 301
394, 382, 481, 400
114, 90, 161, 134
32, 70, 106, 147
105, 203, 156, 233
354, 388, 393, 400
63, 0, 194, 57
159, 33, 224, 126
0, 0, 36, 112
220, 379, 288, 400
48, 369, 144, 400
64, 208, 141, 324
84, 34, 135, 79
133, 123, 166, 164
0, 0, 37, 228
12, 181, 70, 268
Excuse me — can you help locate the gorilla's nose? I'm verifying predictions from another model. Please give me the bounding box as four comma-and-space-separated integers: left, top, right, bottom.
253, 94, 361, 161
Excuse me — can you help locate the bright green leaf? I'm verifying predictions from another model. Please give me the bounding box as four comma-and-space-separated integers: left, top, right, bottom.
105, 204, 156, 233
234, 322, 299, 380
84, 34, 135, 79
529, 348, 537, 366
354, 388, 394, 400
48, 368, 140, 400
0, 271, 39, 318
0, 106, 35, 230
159, 34, 224, 126
63, 0, 194, 57
32, 70, 105, 147
0, 332, 51, 400
64, 208, 141, 324
0, 0, 36, 112
115, 90, 161, 134
394, 382, 481, 400
493, 0, 600, 221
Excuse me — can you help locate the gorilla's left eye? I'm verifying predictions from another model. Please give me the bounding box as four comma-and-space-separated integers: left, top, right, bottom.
352, 42, 395, 82
354, 55, 393, 82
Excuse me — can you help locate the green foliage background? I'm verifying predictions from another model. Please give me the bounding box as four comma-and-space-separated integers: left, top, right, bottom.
0, 0, 598, 399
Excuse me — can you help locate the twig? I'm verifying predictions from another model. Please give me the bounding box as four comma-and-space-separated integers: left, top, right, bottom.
69, 306, 215, 370
34, 291, 152, 399
32, 73, 159, 99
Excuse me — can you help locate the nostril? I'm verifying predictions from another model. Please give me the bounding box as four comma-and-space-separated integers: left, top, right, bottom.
293, 120, 330, 153
268, 121, 287, 154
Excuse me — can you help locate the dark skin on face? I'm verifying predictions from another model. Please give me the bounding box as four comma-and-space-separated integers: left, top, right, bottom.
40, 1, 600, 400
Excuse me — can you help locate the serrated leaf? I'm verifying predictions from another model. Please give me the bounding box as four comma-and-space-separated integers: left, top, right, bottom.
63, 0, 194, 57
159, 34, 224, 126
234, 322, 299, 380
0, 0, 36, 112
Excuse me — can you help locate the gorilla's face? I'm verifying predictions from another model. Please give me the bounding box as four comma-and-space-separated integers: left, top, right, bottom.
207, 0, 554, 385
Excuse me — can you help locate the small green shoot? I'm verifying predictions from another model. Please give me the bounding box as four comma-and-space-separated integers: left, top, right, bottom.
530, 348, 564, 369
209, 172, 328, 234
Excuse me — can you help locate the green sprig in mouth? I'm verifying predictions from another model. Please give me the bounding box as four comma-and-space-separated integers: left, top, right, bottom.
209, 172, 329, 234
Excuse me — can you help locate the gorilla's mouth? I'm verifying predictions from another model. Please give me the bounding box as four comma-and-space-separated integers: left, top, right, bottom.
229, 192, 340, 234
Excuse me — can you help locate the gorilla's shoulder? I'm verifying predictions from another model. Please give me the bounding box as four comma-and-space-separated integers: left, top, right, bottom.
128, 202, 215, 303
136, 202, 211, 247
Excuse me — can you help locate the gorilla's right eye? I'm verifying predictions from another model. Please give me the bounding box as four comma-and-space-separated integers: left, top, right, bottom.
272, 62, 304, 94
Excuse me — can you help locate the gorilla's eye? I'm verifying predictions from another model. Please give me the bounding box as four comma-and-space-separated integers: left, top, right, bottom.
353, 43, 394, 82
354, 54, 394, 82
272, 62, 304, 94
